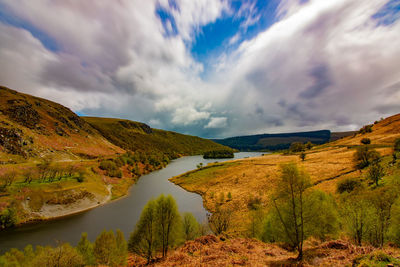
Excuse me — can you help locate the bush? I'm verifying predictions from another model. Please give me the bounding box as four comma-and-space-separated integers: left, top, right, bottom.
247, 195, 262, 210
99, 160, 122, 178
290, 142, 305, 153
359, 124, 373, 134
354, 146, 380, 169
207, 205, 232, 235
337, 178, 362, 193
99, 160, 118, 172
0, 208, 16, 229
361, 138, 371, 145
203, 150, 234, 159
395, 138, 400, 152
368, 162, 384, 186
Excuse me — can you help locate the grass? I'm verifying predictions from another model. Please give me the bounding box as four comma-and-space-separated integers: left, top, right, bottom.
83, 116, 233, 157
170, 114, 400, 234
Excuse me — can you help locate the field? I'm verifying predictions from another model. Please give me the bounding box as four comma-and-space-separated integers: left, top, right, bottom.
171, 114, 400, 234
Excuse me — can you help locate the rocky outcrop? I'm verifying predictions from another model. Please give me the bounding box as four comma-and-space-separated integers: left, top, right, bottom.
0, 127, 31, 157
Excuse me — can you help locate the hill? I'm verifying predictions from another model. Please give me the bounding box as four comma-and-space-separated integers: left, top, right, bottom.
171, 113, 400, 234
212, 130, 332, 151
0, 86, 123, 162
0, 86, 232, 225
83, 117, 233, 159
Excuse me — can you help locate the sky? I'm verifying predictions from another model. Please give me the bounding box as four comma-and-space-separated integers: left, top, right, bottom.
0, 0, 399, 138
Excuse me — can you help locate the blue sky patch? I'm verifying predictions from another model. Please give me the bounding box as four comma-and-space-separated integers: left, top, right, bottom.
0, 3, 59, 52
372, 0, 400, 25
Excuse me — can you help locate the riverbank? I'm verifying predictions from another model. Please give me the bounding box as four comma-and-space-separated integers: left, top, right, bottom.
169, 142, 394, 234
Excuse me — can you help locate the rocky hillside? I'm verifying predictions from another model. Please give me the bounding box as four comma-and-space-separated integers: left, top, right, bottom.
0, 86, 123, 162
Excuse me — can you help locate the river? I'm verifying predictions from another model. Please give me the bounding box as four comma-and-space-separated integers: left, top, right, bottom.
0, 152, 264, 252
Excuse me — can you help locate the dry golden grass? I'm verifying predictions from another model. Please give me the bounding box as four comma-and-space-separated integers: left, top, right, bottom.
171, 114, 400, 233
128, 235, 400, 267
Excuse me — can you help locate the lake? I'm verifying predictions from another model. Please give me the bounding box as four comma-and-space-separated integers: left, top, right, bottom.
0, 152, 264, 252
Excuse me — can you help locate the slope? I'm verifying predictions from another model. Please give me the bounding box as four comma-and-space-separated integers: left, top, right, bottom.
0, 86, 123, 162
83, 117, 233, 158
213, 130, 331, 151
171, 113, 400, 233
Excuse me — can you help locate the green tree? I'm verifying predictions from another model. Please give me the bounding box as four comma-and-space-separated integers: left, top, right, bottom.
305, 142, 313, 150
247, 208, 265, 239
368, 187, 397, 247
31, 243, 84, 267
354, 146, 380, 169
208, 204, 232, 235
155, 194, 181, 257
290, 142, 305, 153
76, 232, 95, 265
340, 191, 373, 246
368, 162, 385, 186
182, 212, 200, 241
115, 229, 128, 266
394, 138, 400, 152
388, 198, 400, 246
129, 199, 158, 264
267, 163, 338, 260
93, 230, 117, 266
0, 208, 16, 229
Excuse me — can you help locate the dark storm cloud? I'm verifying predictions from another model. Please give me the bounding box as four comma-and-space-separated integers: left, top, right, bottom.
0, 0, 399, 138
299, 64, 332, 99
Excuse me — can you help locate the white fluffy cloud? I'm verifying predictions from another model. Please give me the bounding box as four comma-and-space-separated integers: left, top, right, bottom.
205, 117, 228, 128
0, 0, 399, 138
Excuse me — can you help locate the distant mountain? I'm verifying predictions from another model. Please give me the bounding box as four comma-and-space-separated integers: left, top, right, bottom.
212, 130, 332, 151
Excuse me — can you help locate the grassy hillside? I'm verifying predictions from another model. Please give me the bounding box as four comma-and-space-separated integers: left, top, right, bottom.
0, 86, 231, 226
171, 113, 400, 233
83, 117, 233, 158
213, 130, 332, 151
0, 86, 123, 162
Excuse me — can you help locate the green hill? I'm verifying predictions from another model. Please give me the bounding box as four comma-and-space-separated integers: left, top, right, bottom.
83, 117, 233, 159
212, 130, 332, 151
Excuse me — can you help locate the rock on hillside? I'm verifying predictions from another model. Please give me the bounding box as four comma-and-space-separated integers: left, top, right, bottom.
0, 86, 123, 160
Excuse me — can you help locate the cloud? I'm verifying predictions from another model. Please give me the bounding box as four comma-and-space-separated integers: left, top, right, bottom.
205, 117, 228, 128
0, 0, 399, 138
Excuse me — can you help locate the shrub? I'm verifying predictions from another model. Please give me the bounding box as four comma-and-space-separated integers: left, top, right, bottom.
395, 138, 400, 152
203, 150, 234, 159
99, 160, 122, 178
0, 208, 16, 229
290, 142, 305, 153
361, 138, 371, 145
368, 162, 384, 186
305, 142, 313, 150
337, 178, 361, 193
359, 124, 373, 134
99, 160, 118, 172
227, 192, 232, 201
247, 195, 262, 210
207, 205, 232, 235
300, 152, 306, 161
354, 146, 380, 169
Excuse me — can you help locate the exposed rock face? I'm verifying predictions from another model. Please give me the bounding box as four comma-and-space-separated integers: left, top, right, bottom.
0, 127, 28, 157
3, 102, 41, 129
